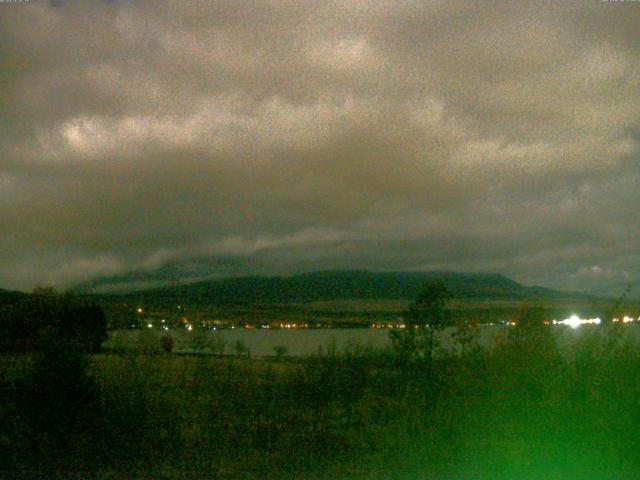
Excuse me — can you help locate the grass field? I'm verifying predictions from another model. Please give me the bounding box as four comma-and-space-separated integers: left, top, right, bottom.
3, 323, 640, 479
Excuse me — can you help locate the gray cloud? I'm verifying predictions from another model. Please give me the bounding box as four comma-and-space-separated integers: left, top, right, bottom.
0, 0, 638, 296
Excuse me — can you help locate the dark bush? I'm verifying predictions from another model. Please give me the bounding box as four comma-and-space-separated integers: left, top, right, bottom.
0, 292, 107, 353
161, 334, 174, 353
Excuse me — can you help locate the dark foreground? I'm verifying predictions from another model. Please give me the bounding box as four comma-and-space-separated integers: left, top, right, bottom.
2, 326, 640, 479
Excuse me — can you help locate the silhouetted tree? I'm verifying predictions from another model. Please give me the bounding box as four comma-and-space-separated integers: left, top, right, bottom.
24, 337, 99, 438
211, 332, 227, 357
390, 280, 451, 365
453, 317, 480, 357
0, 290, 107, 353
189, 326, 210, 354
234, 339, 249, 357
509, 303, 553, 352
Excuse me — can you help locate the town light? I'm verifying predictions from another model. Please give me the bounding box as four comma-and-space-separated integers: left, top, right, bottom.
555, 315, 601, 328
566, 315, 581, 329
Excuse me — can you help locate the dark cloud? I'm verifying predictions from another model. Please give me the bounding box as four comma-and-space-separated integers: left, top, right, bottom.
0, 0, 638, 295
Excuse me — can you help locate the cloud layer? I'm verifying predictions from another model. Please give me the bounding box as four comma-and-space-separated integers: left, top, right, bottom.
1, 0, 639, 295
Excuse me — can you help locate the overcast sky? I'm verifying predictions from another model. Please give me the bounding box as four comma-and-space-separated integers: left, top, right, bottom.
0, 0, 638, 295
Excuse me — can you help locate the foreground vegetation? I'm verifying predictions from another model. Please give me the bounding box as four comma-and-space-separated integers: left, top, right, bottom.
2, 320, 640, 479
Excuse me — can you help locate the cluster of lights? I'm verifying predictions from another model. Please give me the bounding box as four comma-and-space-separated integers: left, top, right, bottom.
135, 304, 639, 332
613, 316, 637, 324
553, 315, 601, 328
550, 315, 640, 329
371, 323, 405, 329
146, 323, 170, 331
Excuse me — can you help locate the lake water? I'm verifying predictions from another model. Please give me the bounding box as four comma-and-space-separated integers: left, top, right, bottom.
104, 324, 640, 357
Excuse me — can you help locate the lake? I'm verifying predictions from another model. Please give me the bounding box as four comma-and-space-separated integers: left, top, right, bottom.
104, 323, 640, 357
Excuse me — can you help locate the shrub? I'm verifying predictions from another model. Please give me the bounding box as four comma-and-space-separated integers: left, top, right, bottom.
273, 345, 288, 358
161, 334, 174, 353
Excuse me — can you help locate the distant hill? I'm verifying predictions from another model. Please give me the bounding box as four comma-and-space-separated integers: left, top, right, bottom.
98, 270, 581, 305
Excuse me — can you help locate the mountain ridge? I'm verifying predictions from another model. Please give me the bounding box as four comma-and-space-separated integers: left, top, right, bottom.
80, 270, 588, 305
